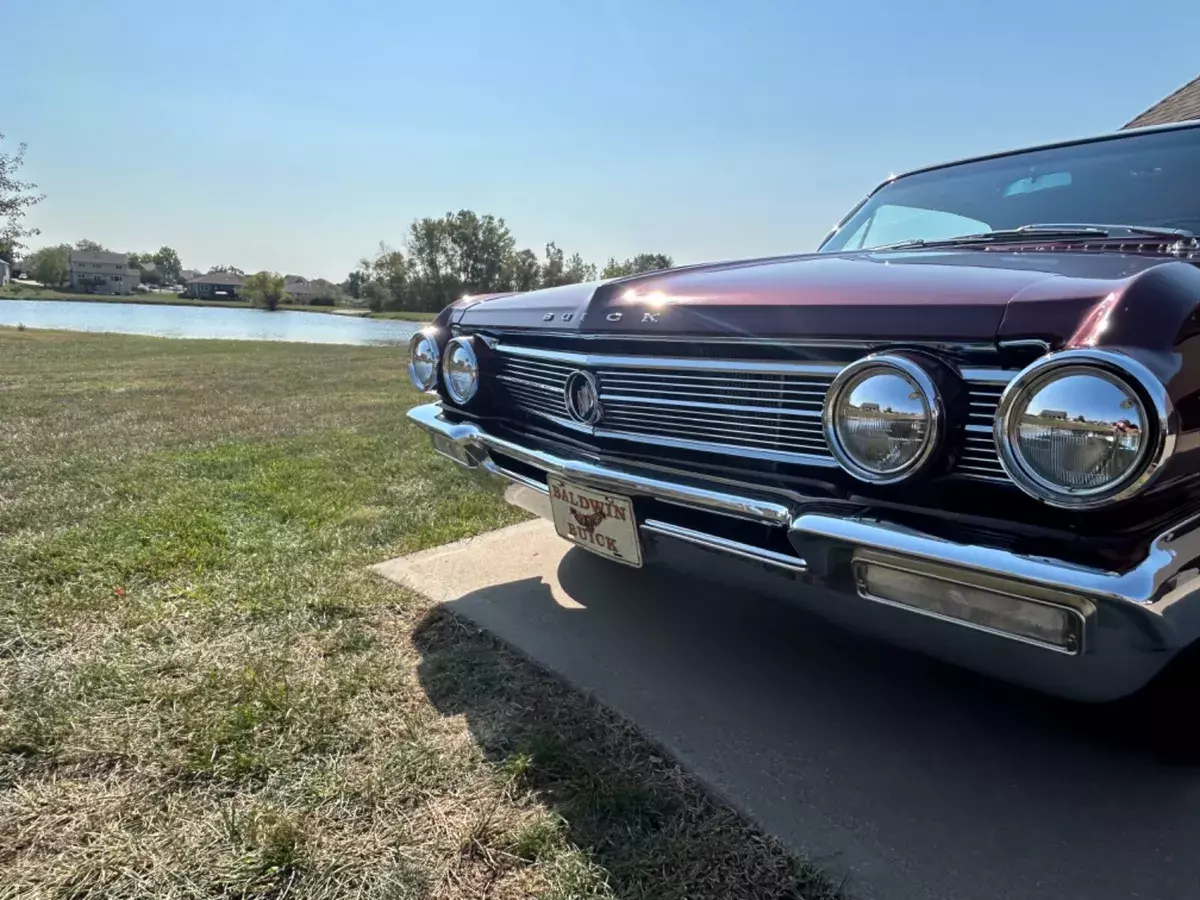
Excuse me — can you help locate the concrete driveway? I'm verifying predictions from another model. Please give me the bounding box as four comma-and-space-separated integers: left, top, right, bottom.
376, 519, 1200, 900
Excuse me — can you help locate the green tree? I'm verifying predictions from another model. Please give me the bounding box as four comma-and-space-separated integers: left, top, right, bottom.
358, 244, 412, 311
345, 270, 365, 299
503, 248, 541, 292
74, 239, 108, 252
242, 271, 289, 311
541, 242, 597, 287
28, 244, 70, 286
152, 246, 183, 284
602, 253, 674, 279
402, 211, 518, 310
208, 265, 245, 277
0, 133, 44, 262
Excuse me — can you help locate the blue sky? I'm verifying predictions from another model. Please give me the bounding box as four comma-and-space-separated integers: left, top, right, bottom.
7, 0, 1199, 280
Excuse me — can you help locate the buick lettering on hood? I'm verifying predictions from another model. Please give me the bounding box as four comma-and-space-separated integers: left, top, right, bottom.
407, 121, 1200, 701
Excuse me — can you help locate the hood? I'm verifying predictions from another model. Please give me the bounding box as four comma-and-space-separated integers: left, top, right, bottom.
454, 249, 1192, 346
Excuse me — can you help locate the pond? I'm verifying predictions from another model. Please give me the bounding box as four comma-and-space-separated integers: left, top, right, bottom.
0, 299, 423, 346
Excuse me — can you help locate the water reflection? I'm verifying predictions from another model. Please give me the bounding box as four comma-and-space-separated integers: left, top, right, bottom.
0, 300, 421, 347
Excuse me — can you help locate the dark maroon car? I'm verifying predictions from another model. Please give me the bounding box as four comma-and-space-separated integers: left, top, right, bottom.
407, 121, 1200, 701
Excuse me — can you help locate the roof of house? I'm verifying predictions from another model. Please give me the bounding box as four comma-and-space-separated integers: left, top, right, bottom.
1125, 74, 1200, 129
70, 250, 128, 266
187, 272, 245, 286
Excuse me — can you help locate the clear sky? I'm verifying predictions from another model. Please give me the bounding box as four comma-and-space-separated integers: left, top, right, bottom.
7, 0, 1199, 280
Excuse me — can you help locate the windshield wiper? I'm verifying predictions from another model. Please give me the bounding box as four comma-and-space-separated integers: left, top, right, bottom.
871, 223, 1195, 252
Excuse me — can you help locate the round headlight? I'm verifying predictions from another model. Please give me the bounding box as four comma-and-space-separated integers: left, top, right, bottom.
995, 351, 1173, 507
823, 355, 942, 483
442, 336, 480, 405
408, 330, 440, 391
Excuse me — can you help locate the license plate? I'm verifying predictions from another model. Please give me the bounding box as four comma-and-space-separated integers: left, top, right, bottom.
547, 476, 642, 567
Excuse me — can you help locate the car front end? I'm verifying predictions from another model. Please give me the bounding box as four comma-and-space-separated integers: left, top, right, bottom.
407, 122, 1200, 701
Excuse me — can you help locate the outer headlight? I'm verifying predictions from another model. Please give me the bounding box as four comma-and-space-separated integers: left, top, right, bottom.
408, 330, 440, 391
823, 355, 942, 483
442, 336, 480, 405
994, 350, 1175, 508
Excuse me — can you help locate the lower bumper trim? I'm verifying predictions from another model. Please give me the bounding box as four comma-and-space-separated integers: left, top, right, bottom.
408, 402, 1200, 699
641, 519, 808, 575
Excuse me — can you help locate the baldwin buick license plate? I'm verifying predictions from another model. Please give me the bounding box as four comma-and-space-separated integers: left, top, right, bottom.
547, 476, 642, 567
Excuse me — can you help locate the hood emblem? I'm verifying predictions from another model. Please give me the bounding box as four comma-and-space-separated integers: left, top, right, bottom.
564, 371, 602, 426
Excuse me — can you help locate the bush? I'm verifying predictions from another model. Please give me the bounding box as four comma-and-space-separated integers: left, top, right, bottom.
308, 295, 337, 307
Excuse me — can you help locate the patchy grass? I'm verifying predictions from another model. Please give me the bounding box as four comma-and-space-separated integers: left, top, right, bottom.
0, 330, 838, 899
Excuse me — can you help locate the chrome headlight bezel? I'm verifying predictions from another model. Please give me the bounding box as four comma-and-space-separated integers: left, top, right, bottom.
993, 349, 1176, 509
408, 329, 441, 392
442, 335, 480, 405
822, 354, 944, 484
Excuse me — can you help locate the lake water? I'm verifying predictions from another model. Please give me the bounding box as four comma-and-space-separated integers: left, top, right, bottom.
0, 299, 422, 346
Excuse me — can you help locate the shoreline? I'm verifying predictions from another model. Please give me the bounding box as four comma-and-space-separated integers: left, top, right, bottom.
0, 287, 434, 321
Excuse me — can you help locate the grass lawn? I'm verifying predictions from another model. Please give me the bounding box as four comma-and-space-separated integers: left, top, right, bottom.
0, 330, 835, 899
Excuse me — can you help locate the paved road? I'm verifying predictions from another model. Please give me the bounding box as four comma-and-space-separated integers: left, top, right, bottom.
376, 519, 1200, 900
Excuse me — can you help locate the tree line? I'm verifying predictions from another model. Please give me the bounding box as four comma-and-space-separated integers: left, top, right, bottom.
347, 210, 673, 313
5, 135, 674, 311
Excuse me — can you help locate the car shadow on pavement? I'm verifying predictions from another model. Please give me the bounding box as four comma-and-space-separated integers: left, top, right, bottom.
415, 546, 1200, 900
411, 573, 837, 899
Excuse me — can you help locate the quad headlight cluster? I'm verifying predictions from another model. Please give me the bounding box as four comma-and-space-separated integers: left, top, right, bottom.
823, 348, 1175, 508
408, 330, 481, 405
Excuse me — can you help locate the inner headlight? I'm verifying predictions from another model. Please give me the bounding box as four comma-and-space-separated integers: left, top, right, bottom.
408, 330, 440, 391
995, 352, 1174, 507
824, 355, 941, 483
442, 336, 480, 405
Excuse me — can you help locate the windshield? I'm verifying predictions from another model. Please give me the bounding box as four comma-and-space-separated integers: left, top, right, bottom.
820, 126, 1200, 252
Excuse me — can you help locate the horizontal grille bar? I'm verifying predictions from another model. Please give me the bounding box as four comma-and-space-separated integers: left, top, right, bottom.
492, 344, 1013, 482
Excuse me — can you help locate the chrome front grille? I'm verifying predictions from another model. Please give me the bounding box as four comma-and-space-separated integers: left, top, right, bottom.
960, 381, 1007, 480
491, 345, 1012, 482
597, 367, 830, 459
493, 353, 573, 420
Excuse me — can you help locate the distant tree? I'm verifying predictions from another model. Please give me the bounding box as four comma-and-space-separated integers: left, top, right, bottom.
602, 253, 674, 279
74, 238, 108, 252
541, 241, 597, 287
152, 246, 183, 284
208, 265, 245, 277
0, 133, 44, 261
358, 211, 607, 309
363, 246, 412, 312
241, 271, 288, 311
504, 248, 541, 292
540, 242, 567, 287
140, 267, 164, 287
28, 244, 70, 286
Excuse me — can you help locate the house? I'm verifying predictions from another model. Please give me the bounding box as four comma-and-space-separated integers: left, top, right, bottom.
68, 250, 141, 295
1125, 74, 1200, 128
183, 272, 245, 299
283, 277, 341, 305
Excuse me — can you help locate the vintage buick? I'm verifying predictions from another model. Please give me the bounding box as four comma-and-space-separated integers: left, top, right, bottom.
407, 120, 1200, 701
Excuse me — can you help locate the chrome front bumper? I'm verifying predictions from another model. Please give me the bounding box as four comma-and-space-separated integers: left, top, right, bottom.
409, 402, 1200, 701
